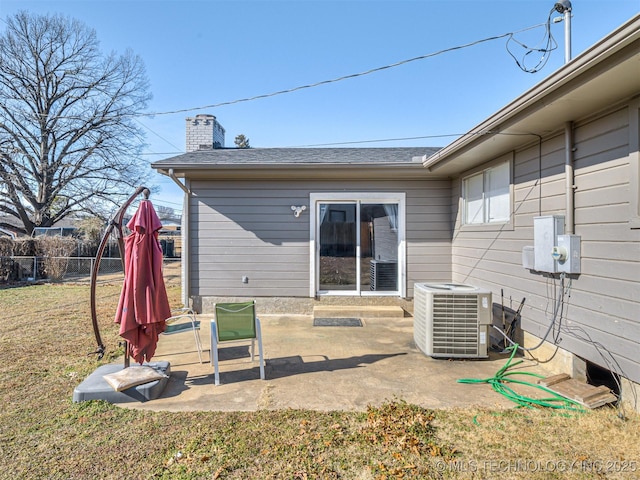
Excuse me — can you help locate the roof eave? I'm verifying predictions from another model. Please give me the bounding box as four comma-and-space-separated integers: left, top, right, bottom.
155, 162, 437, 180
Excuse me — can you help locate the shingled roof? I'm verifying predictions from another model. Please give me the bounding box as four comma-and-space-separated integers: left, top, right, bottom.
152, 147, 440, 169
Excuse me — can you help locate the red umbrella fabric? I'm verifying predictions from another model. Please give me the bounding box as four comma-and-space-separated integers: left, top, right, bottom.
114, 199, 171, 364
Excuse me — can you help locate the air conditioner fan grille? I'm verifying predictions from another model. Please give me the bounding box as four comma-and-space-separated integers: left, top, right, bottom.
431, 294, 479, 355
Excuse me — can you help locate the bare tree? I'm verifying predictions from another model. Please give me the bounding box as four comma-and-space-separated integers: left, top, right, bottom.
154, 204, 179, 222
0, 11, 153, 235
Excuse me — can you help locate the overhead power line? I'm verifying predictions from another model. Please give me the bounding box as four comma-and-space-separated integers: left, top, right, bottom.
289, 130, 541, 148
290, 134, 465, 148
143, 33, 512, 117
135, 119, 182, 151
141, 130, 540, 152
505, 6, 559, 73
22, 19, 553, 124
142, 21, 551, 118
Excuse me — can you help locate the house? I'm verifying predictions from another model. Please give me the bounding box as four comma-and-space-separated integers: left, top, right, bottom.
419, 14, 640, 408
153, 146, 442, 305
153, 14, 640, 409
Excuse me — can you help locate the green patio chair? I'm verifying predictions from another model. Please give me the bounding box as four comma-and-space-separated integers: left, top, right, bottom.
210, 301, 265, 386
162, 308, 204, 363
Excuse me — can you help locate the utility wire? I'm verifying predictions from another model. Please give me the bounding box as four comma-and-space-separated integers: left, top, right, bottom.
136, 130, 538, 154
142, 21, 551, 118
289, 130, 539, 148
142, 33, 514, 117
135, 119, 182, 152
135, 15, 557, 152
22, 19, 553, 123
289, 133, 464, 148
506, 7, 559, 73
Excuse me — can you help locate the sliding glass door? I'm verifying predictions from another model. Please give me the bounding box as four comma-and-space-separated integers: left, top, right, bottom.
312, 193, 404, 296
360, 203, 398, 292
318, 203, 357, 291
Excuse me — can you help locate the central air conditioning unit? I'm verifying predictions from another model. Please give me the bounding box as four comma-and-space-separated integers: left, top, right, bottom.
413, 283, 492, 358
370, 260, 397, 291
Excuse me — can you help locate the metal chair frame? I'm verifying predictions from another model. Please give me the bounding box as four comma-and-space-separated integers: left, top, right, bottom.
210, 301, 265, 386
162, 308, 204, 364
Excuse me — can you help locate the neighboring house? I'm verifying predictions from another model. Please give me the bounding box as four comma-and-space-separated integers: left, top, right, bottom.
153, 15, 639, 408
157, 220, 182, 258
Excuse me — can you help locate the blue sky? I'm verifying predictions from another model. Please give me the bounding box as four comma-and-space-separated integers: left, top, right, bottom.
1, 0, 638, 211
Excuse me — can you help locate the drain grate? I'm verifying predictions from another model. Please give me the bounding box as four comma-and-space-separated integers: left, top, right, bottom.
313, 317, 363, 327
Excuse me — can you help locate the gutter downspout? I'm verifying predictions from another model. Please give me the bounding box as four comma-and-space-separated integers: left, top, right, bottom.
168, 168, 190, 194
181, 185, 190, 308
565, 121, 575, 234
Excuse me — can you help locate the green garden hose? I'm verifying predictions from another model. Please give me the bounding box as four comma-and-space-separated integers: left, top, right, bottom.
458, 345, 585, 411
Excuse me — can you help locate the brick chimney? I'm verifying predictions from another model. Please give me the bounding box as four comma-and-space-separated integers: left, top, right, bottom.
185, 114, 225, 152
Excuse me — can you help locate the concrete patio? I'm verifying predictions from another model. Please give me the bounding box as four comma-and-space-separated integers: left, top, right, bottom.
116, 309, 554, 412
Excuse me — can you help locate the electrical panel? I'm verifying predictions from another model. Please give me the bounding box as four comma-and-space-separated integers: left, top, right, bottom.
527, 216, 581, 275
534, 215, 565, 273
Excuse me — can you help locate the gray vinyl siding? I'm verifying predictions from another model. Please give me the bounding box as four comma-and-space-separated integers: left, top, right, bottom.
189, 178, 451, 299
189, 181, 310, 297
406, 182, 452, 296
449, 103, 640, 384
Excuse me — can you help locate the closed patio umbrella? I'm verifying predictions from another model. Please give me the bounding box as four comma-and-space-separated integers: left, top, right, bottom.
114, 198, 171, 365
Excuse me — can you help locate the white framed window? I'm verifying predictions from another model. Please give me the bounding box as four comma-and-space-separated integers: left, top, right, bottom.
463, 158, 511, 225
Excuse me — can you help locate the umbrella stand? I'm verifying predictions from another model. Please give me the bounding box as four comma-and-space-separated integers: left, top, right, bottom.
75, 186, 171, 403
89, 186, 150, 367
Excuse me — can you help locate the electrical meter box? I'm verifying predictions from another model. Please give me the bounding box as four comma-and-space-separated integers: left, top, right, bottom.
534, 215, 564, 273
555, 234, 581, 274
